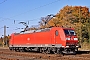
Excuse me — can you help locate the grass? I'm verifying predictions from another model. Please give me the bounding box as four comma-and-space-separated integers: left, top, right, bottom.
79, 42, 90, 51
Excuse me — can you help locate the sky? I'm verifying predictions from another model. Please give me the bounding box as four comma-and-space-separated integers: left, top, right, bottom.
0, 0, 90, 37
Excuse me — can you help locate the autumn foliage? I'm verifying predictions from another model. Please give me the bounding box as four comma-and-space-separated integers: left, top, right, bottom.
39, 5, 90, 43
1, 5, 90, 46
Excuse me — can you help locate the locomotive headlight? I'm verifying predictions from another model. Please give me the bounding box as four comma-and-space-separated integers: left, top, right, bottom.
76, 46, 78, 47
74, 38, 78, 40
66, 46, 69, 47
66, 38, 70, 40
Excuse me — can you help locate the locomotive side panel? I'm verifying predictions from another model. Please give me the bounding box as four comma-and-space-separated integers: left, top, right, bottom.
10, 31, 51, 47
10, 27, 66, 47
9, 33, 14, 47
20, 33, 35, 46
34, 31, 51, 44
51, 27, 66, 47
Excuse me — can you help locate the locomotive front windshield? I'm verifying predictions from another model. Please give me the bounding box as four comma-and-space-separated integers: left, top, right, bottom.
64, 29, 76, 35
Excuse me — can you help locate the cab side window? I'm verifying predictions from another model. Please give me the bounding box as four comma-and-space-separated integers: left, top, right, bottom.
55, 30, 58, 36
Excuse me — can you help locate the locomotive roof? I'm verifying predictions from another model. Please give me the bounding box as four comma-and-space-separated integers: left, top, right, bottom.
14, 27, 74, 35
14, 28, 51, 35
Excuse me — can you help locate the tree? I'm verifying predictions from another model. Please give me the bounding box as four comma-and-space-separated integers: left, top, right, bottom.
43, 5, 90, 43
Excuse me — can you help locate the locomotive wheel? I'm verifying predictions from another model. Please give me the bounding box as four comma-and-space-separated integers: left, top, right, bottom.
41, 47, 50, 54
56, 49, 60, 54
39, 48, 42, 53
45, 48, 50, 54
42, 48, 45, 54
9, 47, 13, 51
53, 48, 61, 54
19, 48, 24, 52
73, 51, 76, 55
15, 48, 20, 52
53, 51, 57, 54
52, 48, 57, 54
75, 48, 78, 51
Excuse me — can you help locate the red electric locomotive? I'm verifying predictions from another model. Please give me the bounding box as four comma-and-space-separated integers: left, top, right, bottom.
9, 27, 81, 54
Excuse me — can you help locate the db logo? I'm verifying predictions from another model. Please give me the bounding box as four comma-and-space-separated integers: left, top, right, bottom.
27, 38, 30, 41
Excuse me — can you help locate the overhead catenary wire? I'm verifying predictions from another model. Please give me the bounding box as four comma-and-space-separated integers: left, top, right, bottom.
0, 0, 61, 34
0, 16, 41, 24
0, 0, 7, 4
0, 27, 3, 29
0, 0, 60, 23
10, 0, 60, 18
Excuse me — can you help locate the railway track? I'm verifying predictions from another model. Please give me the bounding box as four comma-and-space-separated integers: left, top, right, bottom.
0, 48, 90, 60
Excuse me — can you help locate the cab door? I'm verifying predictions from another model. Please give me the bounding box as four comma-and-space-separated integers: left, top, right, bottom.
55, 30, 61, 45
51, 30, 60, 46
